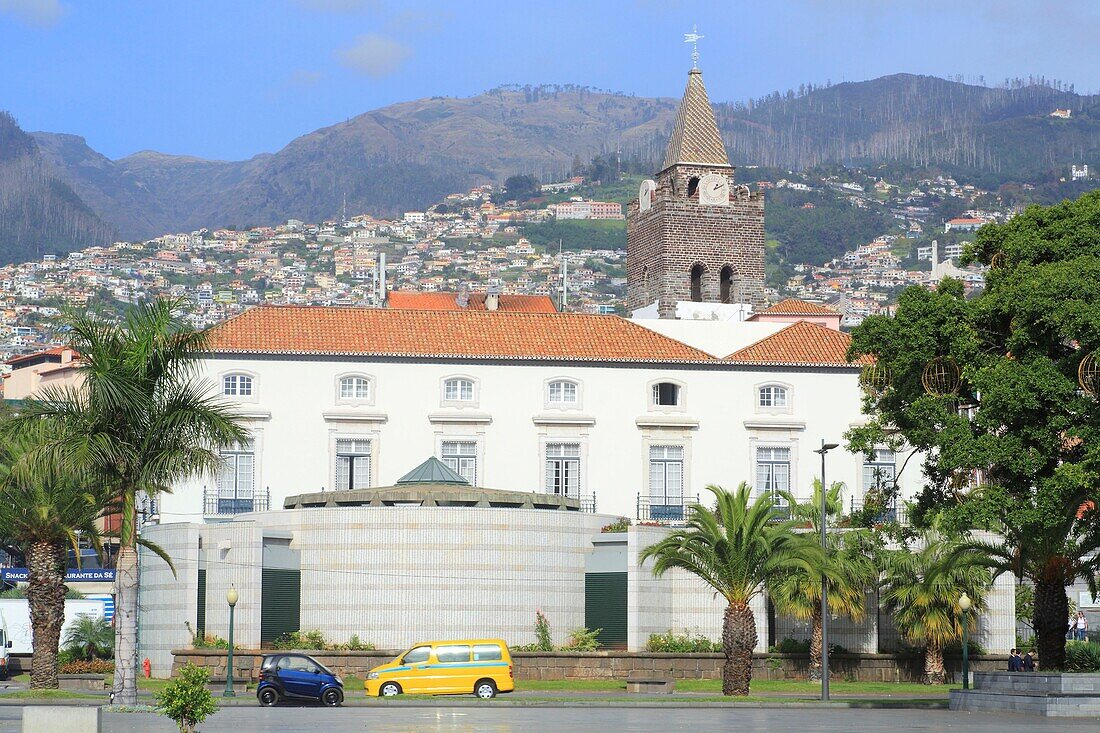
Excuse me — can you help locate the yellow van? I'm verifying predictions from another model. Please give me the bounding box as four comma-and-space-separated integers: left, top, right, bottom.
365, 639, 514, 699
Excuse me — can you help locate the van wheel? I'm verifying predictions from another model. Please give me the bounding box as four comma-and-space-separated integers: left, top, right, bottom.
474, 679, 497, 699
321, 688, 343, 707
258, 687, 279, 707
379, 681, 402, 697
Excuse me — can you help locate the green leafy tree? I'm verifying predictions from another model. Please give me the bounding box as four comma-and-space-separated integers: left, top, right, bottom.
770, 480, 878, 680
155, 663, 219, 733
0, 431, 110, 689
880, 531, 992, 684
4, 298, 247, 704
62, 613, 114, 661
640, 484, 823, 696
846, 190, 1100, 670
501, 174, 540, 201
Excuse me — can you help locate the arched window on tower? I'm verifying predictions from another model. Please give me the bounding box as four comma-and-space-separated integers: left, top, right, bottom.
720, 265, 734, 303
687, 177, 700, 198
690, 263, 704, 302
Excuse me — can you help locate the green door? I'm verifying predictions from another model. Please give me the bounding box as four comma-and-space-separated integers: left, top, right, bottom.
260, 568, 301, 644
585, 572, 627, 649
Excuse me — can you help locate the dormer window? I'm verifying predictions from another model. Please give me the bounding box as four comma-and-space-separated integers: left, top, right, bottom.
652, 382, 681, 407
223, 374, 253, 397
758, 385, 788, 408
444, 378, 474, 402
547, 380, 578, 405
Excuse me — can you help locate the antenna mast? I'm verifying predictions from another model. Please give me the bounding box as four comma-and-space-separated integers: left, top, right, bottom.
684, 25, 704, 69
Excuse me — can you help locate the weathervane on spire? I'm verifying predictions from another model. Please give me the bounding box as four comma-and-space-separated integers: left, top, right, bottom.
684, 25, 704, 69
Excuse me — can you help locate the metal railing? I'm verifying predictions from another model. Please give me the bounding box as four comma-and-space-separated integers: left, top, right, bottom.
636, 493, 700, 525
203, 487, 270, 517
849, 499, 908, 526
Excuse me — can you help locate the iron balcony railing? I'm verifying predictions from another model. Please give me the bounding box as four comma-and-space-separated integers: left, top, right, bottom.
203, 487, 270, 517
579, 493, 597, 513
849, 499, 908, 526
636, 493, 700, 525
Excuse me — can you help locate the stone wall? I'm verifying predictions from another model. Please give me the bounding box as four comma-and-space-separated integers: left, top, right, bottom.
171, 648, 1009, 684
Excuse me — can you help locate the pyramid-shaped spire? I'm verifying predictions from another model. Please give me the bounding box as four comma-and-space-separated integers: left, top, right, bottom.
662, 68, 730, 170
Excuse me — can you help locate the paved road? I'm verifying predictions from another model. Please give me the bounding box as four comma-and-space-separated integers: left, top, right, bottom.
3, 706, 1100, 733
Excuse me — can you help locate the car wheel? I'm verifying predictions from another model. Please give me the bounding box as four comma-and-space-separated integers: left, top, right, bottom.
379, 681, 402, 697
474, 679, 497, 699
257, 687, 279, 707
321, 688, 343, 707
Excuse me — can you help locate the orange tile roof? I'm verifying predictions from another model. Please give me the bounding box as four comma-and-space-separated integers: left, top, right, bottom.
387, 291, 557, 314
724, 321, 868, 367
754, 298, 839, 316
206, 305, 713, 363
5, 346, 78, 367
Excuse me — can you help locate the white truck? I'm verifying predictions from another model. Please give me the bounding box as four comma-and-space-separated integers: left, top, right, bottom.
0, 599, 106, 678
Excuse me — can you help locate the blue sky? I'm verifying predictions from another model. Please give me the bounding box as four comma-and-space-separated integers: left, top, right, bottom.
1, 0, 1096, 161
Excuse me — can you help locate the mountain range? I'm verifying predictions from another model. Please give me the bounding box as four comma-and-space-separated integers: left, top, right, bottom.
2, 73, 1100, 263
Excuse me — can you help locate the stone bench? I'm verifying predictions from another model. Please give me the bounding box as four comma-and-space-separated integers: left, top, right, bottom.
626, 677, 675, 694
57, 674, 107, 691
205, 677, 248, 694
23, 706, 101, 733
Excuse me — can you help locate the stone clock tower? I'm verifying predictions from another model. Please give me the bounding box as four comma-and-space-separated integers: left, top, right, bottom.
626, 68, 766, 318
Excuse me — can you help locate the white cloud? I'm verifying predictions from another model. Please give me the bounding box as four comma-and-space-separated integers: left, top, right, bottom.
337, 33, 411, 78
0, 0, 68, 27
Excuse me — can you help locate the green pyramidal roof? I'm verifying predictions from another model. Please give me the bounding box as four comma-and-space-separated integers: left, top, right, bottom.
395, 456, 470, 486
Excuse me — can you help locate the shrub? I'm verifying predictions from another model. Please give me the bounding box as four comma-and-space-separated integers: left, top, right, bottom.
534, 610, 553, 652
62, 613, 114, 660
60, 659, 115, 674
562, 628, 601, 652
600, 517, 631, 533
646, 631, 722, 653
944, 640, 988, 656
1065, 641, 1100, 672
184, 622, 228, 649
344, 635, 375, 651
272, 630, 329, 650
155, 663, 219, 733
771, 638, 810, 654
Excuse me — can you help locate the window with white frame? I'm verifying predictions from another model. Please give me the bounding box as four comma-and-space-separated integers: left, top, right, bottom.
217, 440, 254, 513
755, 446, 791, 506
441, 440, 477, 484
758, 385, 789, 408
222, 373, 253, 397
335, 438, 372, 490
651, 382, 681, 407
444, 378, 474, 403
545, 443, 581, 497
547, 380, 578, 406
862, 448, 896, 491
339, 376, 371, 401
648, 445, 684, 504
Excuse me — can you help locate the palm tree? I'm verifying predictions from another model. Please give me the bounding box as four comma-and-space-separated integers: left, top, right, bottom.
62, 613, 114, 661
880, 530, 992, 684
0, 432, 110, 689
640, 483, 823, 696
771, 480, 878, 680
3, 298, 247, 704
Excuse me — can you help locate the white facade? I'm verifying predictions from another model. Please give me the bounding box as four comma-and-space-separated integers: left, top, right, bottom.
166, 336, 917, 524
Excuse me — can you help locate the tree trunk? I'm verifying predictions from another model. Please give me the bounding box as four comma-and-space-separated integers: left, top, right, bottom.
112, 491, 139, 705
923, 640, 946, 684
721, 601, 758, 696
808, 606, 823, 681
25, 541, 66, 689
1034, 574, 1069, 671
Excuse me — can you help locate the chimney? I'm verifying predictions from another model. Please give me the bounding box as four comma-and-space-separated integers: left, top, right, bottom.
485, 285, 500, 312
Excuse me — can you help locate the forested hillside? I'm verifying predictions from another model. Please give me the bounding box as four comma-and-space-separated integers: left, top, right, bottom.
0, 113, 114, 264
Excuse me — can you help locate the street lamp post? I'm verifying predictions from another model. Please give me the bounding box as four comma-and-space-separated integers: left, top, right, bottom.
959, 592, 972, 690
224, 586, 239, 698
814, 440, 840, 702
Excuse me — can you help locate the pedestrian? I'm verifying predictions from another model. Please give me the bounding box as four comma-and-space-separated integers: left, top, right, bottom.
1008, 648, 1020, 671
1075, 611, 1089, 641
1022, 650, 1036, 672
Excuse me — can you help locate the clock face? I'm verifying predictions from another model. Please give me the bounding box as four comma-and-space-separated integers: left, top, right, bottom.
699, 173, 730, 206
638, 179, 657, 212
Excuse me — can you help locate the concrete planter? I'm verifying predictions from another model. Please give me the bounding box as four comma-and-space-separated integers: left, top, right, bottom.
57, 674, 107, 691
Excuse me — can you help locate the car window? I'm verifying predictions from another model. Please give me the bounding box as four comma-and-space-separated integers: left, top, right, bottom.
473, 644, 502, 661
261, 656, 277, 670
435, 645, 471, 663
403, 646, 431, 664
278, 656, 318, 673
